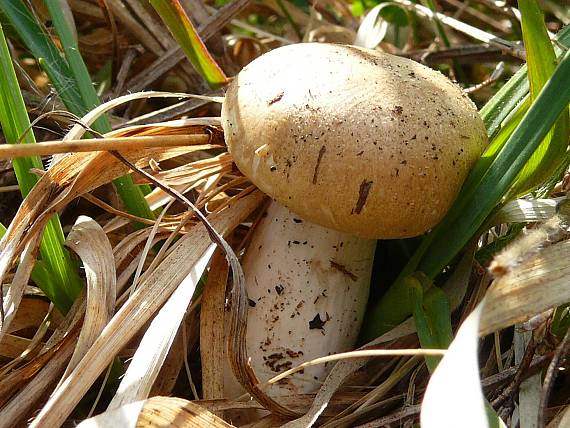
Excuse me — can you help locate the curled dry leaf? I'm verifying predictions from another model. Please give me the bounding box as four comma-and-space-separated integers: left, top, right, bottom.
354, 4, 390, 49
1, 297, 53, 335
0, 125, 217, 295
0, 90, 274, 425
547, 404, 570, 428
62, 216, 116, 379
50, 91, 220, 163
492, 197, 561, 225
480, 238, 570, 335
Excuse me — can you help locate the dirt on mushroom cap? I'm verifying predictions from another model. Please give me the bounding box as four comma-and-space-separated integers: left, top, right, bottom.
222, 43, 489, 239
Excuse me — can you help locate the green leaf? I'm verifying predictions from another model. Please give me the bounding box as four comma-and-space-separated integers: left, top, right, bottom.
150, 0, 226, 89
0, 23, 81, 312
45, 0, 111, 132
1, 1, 154, 226
0, 0, 85, 117
43, 1, 154, 225
408, 275, 451, 373
480, 24, 570, 140
350, 0, 366, 17
511, 0, 569, 195
420, 48, 570, 277
479, 66, 529, 140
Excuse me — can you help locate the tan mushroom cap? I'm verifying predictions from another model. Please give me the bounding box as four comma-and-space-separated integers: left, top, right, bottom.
222, 43, 488, 239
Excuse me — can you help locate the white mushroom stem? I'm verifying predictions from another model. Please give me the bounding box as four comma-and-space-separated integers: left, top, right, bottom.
225, 200, 376, 399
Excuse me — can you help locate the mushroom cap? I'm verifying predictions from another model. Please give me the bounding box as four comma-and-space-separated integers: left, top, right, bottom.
222, 43, 488, 239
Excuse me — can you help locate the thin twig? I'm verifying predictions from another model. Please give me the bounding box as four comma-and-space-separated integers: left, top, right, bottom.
81, 193, 158, 226
481, 355, 551, 390
0, 185, 19, 193
491, 337, 537, 408
464, 62, 505, 94
354, 403, 421, 427
112, 46, 143, 98
0, 135, 212, 159
404, 45, 522, 65
538, 327, 570, 428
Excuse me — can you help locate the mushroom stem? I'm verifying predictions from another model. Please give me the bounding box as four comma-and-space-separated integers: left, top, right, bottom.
225, 200, 376, 399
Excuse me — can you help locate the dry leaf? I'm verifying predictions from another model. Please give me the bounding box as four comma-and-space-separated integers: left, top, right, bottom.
30, 191, 263, 427
108, 244, 216, 409
78, 396, 234, 428
200, 249, 229, 401
62, 216, 116, 379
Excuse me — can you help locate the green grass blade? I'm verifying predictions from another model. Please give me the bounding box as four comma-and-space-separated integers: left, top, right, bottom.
0, 0, 85, 117
42, 0, 154, 225
479, 67, 529, 139
408, 276, 452, 373
44, 0, 111, 132
419, 48, 570, 277
1, 1, 154, 225
150, 0, 227, 89
0, 23, 80, 312
520, 1, 557, 98
479, 24, 570, 139
461, 97, 531, 197
511, 0, 569, 195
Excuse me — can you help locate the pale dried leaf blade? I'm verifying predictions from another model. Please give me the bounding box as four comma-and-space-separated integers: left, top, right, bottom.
547, 404, 570, 428
0, 127, 216, 299
78, 396, 235, 428
514, 329, 541, 427
3, 297, 53, 334
0, 232, 43, 342
492, 198, 560, 225
137, 397, 235, 427
47, 141, 215, 210
0, 190, 51, 299
421, 305, 488, 428
63, 216, 116, 378
62, 91, 220, 142
30, 191, 264, 428
480, 238, 570, 335
200, 249, 229, 400
109, 244, 216, 409
0, 301, 51, 361
76, 400, 144, 428
354, 4, 389, 48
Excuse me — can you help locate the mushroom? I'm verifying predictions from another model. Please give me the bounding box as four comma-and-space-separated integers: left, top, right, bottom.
222, 43, 488, 399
